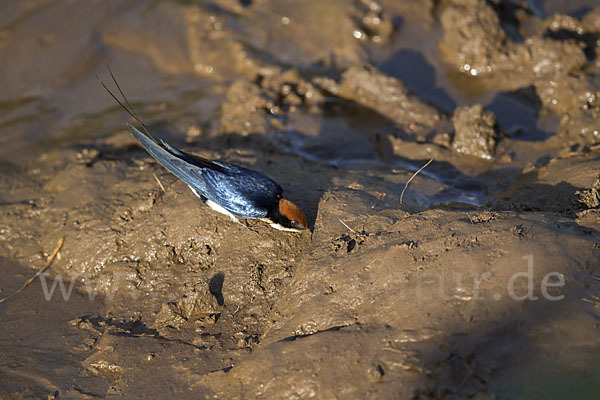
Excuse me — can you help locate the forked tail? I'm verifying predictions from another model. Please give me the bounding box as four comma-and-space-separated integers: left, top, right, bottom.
97, 67, 222, 189
95, 66, 159, 142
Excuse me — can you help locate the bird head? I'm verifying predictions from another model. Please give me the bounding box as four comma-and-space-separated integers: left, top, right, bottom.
275, 198, 308, 231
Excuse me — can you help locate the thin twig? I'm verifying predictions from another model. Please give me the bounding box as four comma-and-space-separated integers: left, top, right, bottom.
466, 213, 475, 225
153, 173, 166, 192
0, 237, 65, 304
582, 297, 600, 307
400, 159, 433, 205
338, 218, 356, 234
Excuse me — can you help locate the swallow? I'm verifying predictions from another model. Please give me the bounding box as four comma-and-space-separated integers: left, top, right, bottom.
98, 69, 307, 232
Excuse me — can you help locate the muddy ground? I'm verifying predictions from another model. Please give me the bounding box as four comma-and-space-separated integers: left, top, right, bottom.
1, 0, 600, 398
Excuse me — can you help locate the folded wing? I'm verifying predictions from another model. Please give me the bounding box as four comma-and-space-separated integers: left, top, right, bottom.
128, 124, 209, 194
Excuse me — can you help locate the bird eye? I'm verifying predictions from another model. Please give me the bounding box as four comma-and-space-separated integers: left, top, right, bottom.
290, 220, 304, 229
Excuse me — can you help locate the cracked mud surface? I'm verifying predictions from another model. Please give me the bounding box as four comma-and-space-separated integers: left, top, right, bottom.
1, 0, 600, 398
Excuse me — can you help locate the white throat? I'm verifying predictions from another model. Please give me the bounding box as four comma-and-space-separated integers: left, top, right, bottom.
259, 218, 302, 232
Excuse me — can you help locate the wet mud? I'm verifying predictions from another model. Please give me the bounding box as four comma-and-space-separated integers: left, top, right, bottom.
1, 0, 600, 398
